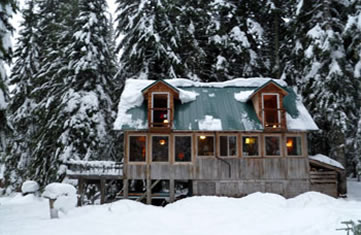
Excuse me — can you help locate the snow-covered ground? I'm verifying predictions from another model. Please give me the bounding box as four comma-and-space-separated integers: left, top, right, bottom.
1, 180, 360, 235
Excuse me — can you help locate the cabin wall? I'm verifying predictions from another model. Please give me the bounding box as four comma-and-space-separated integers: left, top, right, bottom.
124, 131, 310, 198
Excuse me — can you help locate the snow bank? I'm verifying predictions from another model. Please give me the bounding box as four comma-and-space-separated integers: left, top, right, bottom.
198, 115, 222, 130
21, 181, 39, 194
309, 154, 344, 170
286, 99, 319, 130
1, 189, 361, 235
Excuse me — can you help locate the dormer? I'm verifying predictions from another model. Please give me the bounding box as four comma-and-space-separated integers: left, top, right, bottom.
142, 80, 179, 131
249, 81, 288, 131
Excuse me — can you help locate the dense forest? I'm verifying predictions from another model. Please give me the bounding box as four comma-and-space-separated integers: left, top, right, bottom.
0, 0, 360, 190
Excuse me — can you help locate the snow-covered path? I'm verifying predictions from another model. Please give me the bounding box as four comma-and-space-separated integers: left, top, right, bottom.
1, 180, 360, 235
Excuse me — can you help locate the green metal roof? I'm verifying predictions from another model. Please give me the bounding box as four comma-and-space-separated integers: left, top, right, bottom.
122, 86, 302, 131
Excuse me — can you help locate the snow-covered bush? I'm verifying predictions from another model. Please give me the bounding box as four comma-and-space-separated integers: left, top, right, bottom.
42, 183, 77, 218
21, 181, 39, 195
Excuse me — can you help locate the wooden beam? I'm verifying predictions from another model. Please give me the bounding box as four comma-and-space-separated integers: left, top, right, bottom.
169, 179, 175, 203
78, 177, 84, 207
100, 179, 106, 204
146, 165, 151, 204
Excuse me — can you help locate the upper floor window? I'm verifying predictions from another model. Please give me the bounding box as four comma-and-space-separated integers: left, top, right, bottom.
286, 136, 302, 156
262, 93, 281, 128
151, 93, 170, 128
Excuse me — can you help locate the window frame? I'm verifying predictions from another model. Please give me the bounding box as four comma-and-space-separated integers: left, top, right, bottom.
218, 134, 238, 158
151, 92, 170, 128
196, 134, 215, 157
285, 134, 303, 157
150, 134, 170, 163
241, 134, 261, 158
173, 134, 193, 164
261, 93, 281, 128
128, 134, 148, 164
264, 134, 282, 157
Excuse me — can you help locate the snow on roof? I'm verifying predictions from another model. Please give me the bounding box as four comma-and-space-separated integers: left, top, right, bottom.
198, 115, 222, 131
114, 78, 286, 130
234, 90, 255, 102
309, 154, 344, 170
114, 78, 318, 131
287, 100, 318, 131
42, 183, 76, 200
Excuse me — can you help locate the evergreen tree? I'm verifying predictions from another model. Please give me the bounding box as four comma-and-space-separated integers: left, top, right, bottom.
4, 0, 40, 188
0, 0, 16, 152
115, 0, 185, 80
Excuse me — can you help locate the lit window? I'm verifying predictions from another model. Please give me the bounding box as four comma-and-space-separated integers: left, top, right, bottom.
242, 136, 259, 156
152, 93, 169, 127
286, 136, 302, 156
262, 94, 281, 128
265, 136, 281, 156
129, 136, 146, 162
175, 136, 192, 162
152, 136, 169, 162
220, 136, 237, 157
197, 136, 214, 156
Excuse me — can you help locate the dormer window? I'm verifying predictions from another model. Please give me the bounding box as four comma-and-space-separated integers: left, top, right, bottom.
262, 93, 281, 128
151, 93, 170, 128
142, 80, 179, 130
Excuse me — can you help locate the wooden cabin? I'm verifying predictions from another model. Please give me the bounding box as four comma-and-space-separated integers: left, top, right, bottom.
68, 78, 344, 205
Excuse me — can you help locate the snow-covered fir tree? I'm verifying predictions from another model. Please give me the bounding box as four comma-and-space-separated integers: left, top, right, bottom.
0, 0, 16, 152
344, 0, 361, 174
282, 0, 358, 192
115, 0, 186, 80
4, 0, 40, 188
58, 0, 116, 163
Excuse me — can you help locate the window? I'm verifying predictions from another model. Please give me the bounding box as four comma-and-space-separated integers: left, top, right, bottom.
175, 136, 192, 162
286, 136, 302, 156
197, 135, 214, 156
219, 136, 237, 157
129, 136, 146, 162
152, 136, 169, 162
265, 136, 281, 156
262, 94, 281, 128
151, 93, 170, 127
242, 136, 259, 156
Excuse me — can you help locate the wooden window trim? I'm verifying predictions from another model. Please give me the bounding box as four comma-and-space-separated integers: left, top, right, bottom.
128, 134, 147, 165
196, 134, 215, 157
263, 134, 282, 157
285, 134, 303, 157
150, 134, 171, 163
261, 93, 282, 128
218, 134, 238, 158
173, 134, 193, 164
151, 92, 171, 128
240, 134, 261, 158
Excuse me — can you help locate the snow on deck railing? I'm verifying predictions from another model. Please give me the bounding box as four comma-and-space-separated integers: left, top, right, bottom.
65, 160, 123, 176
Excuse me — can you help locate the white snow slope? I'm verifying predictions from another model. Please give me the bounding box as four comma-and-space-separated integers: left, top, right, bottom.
0, 180, 360, 235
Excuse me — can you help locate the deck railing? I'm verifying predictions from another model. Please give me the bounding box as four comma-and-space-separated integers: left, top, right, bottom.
65, 161, 123, 177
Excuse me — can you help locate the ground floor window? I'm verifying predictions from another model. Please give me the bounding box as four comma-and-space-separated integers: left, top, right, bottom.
175, 136, 192, 162
129, 136, 146, 162
265, 136, 281, 156
152, 136, 169, 162
219, 135, 237, 157
197, 135, 214, 156
242, 136, 259, 156
286, 136, 302, 156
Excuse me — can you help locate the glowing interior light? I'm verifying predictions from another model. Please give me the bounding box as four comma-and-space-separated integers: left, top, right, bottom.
163, 119, 169, 124
199, 135, 207, 140
273, 125, 277, 128
159, 139, 166, 145
245, 137, 255, 144
286, 140, 293, 148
